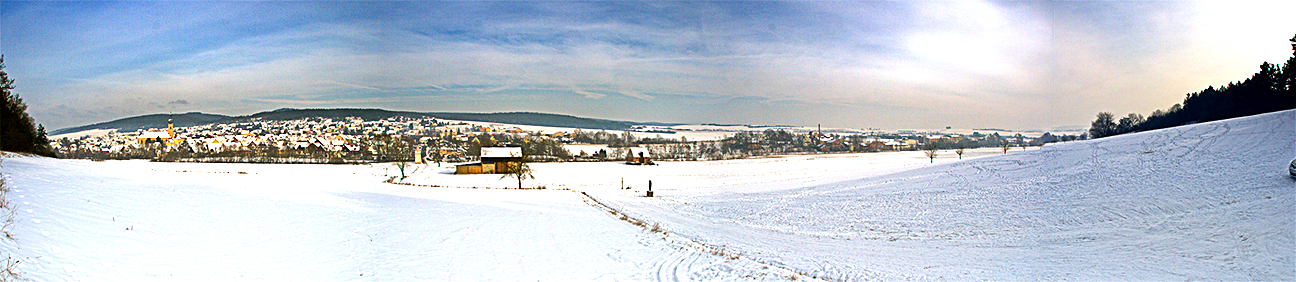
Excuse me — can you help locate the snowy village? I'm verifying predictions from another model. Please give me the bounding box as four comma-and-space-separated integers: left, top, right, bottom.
47, 112, 1079, 165
1, 1, 1294, 281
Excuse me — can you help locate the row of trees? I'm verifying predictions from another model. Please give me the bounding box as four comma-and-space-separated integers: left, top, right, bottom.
1091, 35, 1296, 139
568, 129, 646, 147
0, 56, 54, 157
456, 133, 572, 162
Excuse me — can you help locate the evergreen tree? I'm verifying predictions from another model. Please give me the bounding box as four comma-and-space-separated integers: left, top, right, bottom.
0, 56, 55, 157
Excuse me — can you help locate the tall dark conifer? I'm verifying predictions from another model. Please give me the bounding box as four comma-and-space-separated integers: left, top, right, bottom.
0, 56, 56, 157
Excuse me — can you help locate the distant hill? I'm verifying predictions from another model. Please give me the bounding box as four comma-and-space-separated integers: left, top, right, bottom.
51, 108, 637, 135
240, 108, 634, 130
50, 112, 232, 135
426, 112, 632, 130
238, 108, 434, 121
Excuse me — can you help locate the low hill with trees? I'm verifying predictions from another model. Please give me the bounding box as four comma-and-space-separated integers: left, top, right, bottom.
49, 112, 232, 136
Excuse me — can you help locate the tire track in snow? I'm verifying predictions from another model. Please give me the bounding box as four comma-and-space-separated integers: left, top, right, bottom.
651, 248, 700, 282
574, 190, 821, 282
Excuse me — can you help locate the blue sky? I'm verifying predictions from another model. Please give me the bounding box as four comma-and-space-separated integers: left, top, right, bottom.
2, 1, 1292, 131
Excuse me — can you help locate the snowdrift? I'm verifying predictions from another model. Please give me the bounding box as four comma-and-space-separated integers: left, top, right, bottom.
595, 110, 1295, 281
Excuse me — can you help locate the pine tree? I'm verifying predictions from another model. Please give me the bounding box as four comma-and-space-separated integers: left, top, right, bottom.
0, 56, 54, 157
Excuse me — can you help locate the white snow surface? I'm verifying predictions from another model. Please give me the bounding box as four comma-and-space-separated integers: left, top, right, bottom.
0, 159, 804, 281
3, 110, 1293, 281
582, 110, 1296, 280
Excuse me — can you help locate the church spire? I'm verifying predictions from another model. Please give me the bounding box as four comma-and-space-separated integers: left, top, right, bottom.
167, 116, 174, 139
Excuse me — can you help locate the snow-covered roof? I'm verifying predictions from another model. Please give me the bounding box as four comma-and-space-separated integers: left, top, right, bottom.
480, 147, 522, 158
629, 147, 651, 157
138, 131, 169, 139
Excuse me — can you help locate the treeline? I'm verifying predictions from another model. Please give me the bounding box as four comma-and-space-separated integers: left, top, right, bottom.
451, 133, 572, 162
1090, 35, 1296, 139
428, 112, 632, 130
0, 56, 55, 157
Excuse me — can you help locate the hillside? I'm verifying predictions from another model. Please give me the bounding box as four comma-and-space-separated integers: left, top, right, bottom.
243, 109, 632, 130
425, 111, 631, 130
49, 112, 231, 135
232, 108, 434, 122
584, 110, 1296, 280
52, 108, 635, 135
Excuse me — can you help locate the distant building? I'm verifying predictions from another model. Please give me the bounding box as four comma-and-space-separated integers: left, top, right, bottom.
626, 147, 651, 164
455, 147, 523, 174
867, 141, 885, 151
136, 130, 170, 144
137, 118, 181, 145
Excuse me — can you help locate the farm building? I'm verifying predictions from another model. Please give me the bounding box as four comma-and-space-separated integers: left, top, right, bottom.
626, 147, 652, 165
455, 147, 523, 174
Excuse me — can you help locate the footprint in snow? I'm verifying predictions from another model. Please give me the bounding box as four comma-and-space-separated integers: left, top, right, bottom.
25, 209, 31, 214
41, 230, 49, 236
31, 219, 40, 224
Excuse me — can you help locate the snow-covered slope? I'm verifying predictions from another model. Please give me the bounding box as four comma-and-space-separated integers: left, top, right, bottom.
590, 110, 1296, 280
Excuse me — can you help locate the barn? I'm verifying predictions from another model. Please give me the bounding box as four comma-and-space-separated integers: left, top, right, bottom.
626, 147, 652, 165
455, 147, 523, 174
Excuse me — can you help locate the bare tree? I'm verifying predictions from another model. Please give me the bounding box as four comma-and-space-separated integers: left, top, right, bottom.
955, 146, 965, 159
924, 144, 938, 163
501, 158, 535, 189
394, 162, 411, 180
1002, 141, 1010, 154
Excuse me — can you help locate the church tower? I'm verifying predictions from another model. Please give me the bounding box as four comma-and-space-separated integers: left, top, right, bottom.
167, 118, 174, 139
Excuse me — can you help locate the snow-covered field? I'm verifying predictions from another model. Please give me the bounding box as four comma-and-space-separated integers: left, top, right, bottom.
0, 158, 807, 281
2, 110, 1292, 281
584, 110, 1296, 280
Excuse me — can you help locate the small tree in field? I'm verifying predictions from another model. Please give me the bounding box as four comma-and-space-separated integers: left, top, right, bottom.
1001, 141, 1010, 154
394, 162, 411, 180
924, 144, 938, 163
501, 158, 535, 189
955, 147, 965, 159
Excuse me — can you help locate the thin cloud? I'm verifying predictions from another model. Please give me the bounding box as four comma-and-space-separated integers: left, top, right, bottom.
7, 1, 1293, 131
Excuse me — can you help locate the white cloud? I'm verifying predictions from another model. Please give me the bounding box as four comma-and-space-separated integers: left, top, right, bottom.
24, 1, 1294, 131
